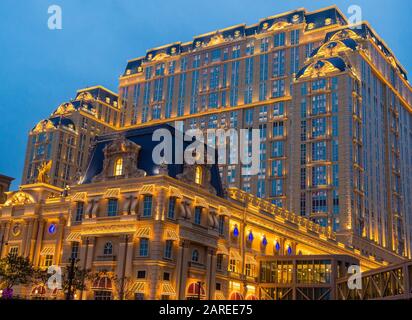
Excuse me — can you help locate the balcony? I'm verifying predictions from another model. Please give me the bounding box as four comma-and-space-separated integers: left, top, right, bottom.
96, 255, 117, 261
188, 261, 205, 270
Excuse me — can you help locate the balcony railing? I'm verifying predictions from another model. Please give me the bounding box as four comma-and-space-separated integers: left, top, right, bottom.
96, 255, 117, 261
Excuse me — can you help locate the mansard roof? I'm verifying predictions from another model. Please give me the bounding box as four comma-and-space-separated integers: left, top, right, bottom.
81, 124, 225, 197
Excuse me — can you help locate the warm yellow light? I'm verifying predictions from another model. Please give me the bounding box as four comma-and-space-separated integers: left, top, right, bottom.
195, 166, 202, 185
114, 157, 123, 176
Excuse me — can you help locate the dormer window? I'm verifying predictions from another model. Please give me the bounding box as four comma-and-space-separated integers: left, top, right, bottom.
114, 158, 123, 176
195, 166, 202, 185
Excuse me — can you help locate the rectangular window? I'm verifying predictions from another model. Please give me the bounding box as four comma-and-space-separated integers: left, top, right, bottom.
272, 141, 284, 157
312, 166, 327, 187
271, 160, 283, 177
332, 140, 339, 161
194, 207, 202, 225
44, 254, 53, 267
218, 215, 225, 235
273, 50, 285, 77
312, 94, 327, 115
300, 144, 306, 165
75, 202, 84, 222
107, 199, 118, 217
312, 141, 327, 161
272, 79, 285, 97
229, 259, 238, 273
300, 168, 306, 190
217, 254, 223, 270
164, 240, 173, 259
271, 179, 283, 196
137, 270, 146, 279
139, 238, 149, 257
272, 121, 284, 137
71, 242, 79, 259
142, 195, 152, 217
290, 30, 300, 45
272, 102, 284, 117
312, 118, 326, 138
274, 32, 285, 47
167, 197, 176, 219
312, 191, 328, 213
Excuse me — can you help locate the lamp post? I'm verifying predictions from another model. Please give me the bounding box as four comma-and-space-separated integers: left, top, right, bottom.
197, 281, 204, 301
66, 257, 78, 300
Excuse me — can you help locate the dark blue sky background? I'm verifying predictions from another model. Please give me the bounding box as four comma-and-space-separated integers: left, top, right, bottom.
0, 0, 411, 189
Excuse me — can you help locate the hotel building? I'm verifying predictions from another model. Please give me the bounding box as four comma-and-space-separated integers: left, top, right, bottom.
5, 6, 411, 299
22, 86, 119, 189
0, 125, 406, 300
117, 6, 412, 259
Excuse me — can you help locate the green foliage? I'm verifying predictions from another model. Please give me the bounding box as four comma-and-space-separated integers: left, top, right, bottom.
61, 263, 91, 294
0, 253, 35, 289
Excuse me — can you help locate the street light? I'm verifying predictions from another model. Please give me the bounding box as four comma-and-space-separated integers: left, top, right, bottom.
197, 281, 204, 300
66, 257, 79, 300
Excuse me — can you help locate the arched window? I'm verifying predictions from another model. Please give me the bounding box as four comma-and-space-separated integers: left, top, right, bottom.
103, 242, 113, 255
114, 158, 123, 176
191, 249, 199, 262
195, 166, 202, 185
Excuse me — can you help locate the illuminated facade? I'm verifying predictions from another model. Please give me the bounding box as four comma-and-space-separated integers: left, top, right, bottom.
10, 6, 412, 299
117, 6, 412, 259
0, 125, 405, 300
22, 86, 119, 188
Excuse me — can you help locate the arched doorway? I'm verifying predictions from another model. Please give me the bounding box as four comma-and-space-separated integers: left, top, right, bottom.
186, 282, 206, 300
229, 291, 244, 300
92, 276, 113, 300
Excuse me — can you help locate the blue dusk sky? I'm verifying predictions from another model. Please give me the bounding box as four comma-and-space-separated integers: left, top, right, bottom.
0, 0, 411, 189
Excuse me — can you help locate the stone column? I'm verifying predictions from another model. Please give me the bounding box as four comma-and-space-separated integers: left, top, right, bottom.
116, 234, 132, 300
23, 219, 35, 258
124, 238, 134, 278
177, 240, 190, 300
53, 217, 66, 265
206, 248, 216, 300
0, 222, 11, 258
85, 237, 95, 270
20, 220, 29, 257
28, 219, 39, 262
33, 219, 45, 266
156, 187, 167, 221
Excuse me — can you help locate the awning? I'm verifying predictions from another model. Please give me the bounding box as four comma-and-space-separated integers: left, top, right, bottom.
162, 283, 176, 295
136, 227, 151, 238
71, 192, 87, 202
66, 232, 81, 242
103, 188, 120, 199
132, 281, 145, 293
215, 291, 226, 300
140, 184, 154, 195
164, 229, 179, 241
230, 250, 241, 260
217, 243, 229, 255
40, 247, 55, 256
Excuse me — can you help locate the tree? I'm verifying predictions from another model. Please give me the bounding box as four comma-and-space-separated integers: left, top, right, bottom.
61, 262, 91, 300
0, 253, 36, 299
89, 271, 136, 300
